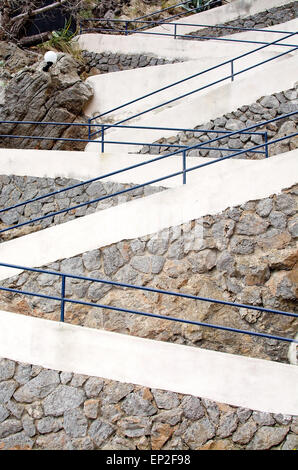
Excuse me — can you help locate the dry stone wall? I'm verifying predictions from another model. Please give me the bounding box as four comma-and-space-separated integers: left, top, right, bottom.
0, 176, 165, 241
82, 51, 184, 75
181, 2, 298, 42
1, 185, 297, 364
139, 86, 298, 159
0, 357, 297, 450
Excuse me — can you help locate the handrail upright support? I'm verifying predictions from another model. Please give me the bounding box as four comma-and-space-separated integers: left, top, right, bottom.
264, 131, 269, 158
174, 24, 177, 39
182, 150, 187, 184
231, 60, 234, 82
88, 118, 91, 141
60, 275, 66, 322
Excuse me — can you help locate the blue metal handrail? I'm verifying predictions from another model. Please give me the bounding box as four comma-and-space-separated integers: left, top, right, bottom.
88, 31, 298, 133
0, 116, 278, 214
80, 16, 297, 48
0, 261, 297, 344
0, 111, 297, 235
0, 119, 267, 155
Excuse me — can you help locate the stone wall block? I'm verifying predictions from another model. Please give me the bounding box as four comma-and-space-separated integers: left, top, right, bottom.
88, 419, 115, 447
182, 417, 216, 449
247, 426, 289, 450
63, 408, 88, 438
236, 213, 269, 236
13, 370, 60, 403
121, 392, 157, 417
0, 381, 18, 404
138, 85, 297, 160
0, 359, 15, 381
187, 249, 217, 273
43, 385, 86, 417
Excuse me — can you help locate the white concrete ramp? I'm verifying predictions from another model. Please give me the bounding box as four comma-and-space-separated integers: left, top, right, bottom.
0, 310, 297, 415
81, 19, 298, 117
84, 53, 298, 154
79, 22, 298, 63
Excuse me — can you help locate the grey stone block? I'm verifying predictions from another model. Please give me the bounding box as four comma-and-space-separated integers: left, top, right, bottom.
43, 385, 86, 417
13, 370, 60, 403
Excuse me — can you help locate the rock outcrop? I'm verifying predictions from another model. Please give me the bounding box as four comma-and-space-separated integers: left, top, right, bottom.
0, 42, 93, 151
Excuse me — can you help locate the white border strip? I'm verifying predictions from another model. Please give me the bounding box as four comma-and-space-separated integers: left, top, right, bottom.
0, 149, 260, 187
0, 310, 297, 415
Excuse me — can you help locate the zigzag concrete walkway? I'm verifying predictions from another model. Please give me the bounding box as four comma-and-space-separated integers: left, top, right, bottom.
0, 1, 297, 421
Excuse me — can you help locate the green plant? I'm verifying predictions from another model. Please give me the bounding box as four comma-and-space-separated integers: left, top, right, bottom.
39, 18, 84, 63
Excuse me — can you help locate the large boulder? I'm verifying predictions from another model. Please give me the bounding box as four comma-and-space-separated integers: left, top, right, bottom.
0, 43, 93, 151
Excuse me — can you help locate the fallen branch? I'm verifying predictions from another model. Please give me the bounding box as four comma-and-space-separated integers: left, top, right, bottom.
10, 0, 69, 24
19, 31, 50, 46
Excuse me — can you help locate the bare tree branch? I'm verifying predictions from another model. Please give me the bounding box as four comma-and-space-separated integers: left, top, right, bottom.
0, 0, 83, 43
10, 0, 69, 24
19, 31, 50, 46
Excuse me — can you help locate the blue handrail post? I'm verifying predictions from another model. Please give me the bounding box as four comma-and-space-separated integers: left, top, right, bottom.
174, 24, 177, 39
231, 60, 234, 82
101, 125, 105, 153
264, 131, 269, 158
125, 21, 128, 35
182, 150, 187, 184
60, 275, 66, 322
88, 118, 91, 141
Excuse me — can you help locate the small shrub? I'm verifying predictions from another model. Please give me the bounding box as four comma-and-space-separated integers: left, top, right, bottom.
39, 19, 84, 64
